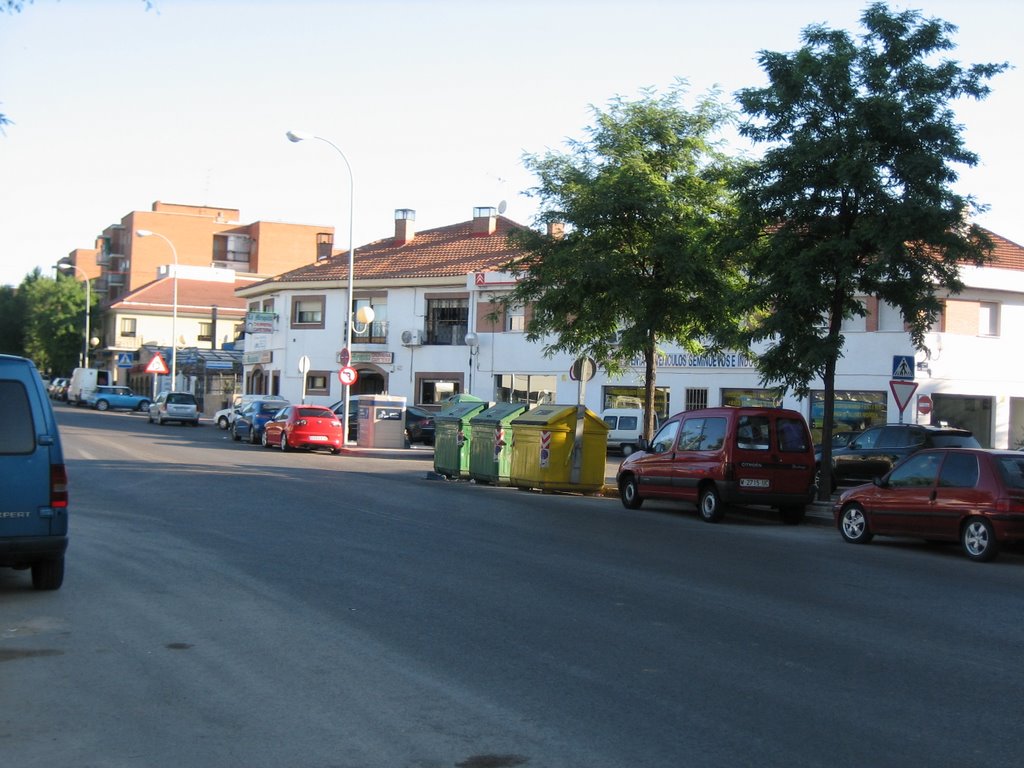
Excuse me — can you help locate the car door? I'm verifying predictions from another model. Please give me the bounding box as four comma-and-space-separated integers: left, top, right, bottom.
864, 451, 943, 535
672, 416, 728, 503
929, 451, 985, 540
633, 419, 681, 500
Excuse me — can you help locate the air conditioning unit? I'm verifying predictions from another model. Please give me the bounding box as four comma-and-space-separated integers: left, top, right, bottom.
400, 329, 423, 346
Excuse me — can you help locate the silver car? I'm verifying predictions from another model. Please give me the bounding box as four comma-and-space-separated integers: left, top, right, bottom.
148, 391, 200, 426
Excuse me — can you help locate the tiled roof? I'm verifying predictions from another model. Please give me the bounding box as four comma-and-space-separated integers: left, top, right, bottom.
108, 276, 254, 315
981, 228, 1024, 271
259, 215, 525, 286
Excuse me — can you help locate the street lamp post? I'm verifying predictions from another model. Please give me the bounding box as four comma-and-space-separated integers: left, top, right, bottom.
286, 130, 363, 444
135, 229, 179, 389
55, 258, 91, 368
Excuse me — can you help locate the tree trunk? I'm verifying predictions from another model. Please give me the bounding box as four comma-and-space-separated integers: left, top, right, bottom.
643, 335, 657, 440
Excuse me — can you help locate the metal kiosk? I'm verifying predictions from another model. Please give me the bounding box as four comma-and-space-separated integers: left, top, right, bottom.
356, 395, 407, 448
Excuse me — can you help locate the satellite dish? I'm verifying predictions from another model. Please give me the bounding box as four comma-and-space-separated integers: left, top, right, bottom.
497, 200, 507, 215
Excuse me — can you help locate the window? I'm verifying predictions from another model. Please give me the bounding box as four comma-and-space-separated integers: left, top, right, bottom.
736, 415, 771, 450
0, 382, 34, 454
979, 302, 999, 337
650, 420, 679, 453
120, 318, 137, 337
938, 453, 979, 488
425, 297, 468, 345
305, 371, 330, 396
419, 377, 461, 405
778, 418, 809, 452
888, 452, 942, 488
495, 374, 556, 405
291, 295, 325, 329
198, 322, 212, 342
685, 388, 708, 411
678, 418, 727, 451
505, 303, 525, 332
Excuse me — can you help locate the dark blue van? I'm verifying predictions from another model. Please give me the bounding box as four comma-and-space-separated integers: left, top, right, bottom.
0, 355, 68, 589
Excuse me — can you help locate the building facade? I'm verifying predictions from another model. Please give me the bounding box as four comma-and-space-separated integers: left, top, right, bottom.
238, 209, 1024, 449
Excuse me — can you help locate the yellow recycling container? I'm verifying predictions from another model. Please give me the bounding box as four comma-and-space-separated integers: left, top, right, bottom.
468, 402, 530, 485
508, 404, 608, 493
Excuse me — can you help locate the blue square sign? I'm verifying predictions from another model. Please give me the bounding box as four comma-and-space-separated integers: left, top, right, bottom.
892, 355, 915, 380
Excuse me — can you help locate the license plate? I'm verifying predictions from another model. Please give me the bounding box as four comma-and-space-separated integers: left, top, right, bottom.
308, 435, 327, 441
740, 478, 770, 488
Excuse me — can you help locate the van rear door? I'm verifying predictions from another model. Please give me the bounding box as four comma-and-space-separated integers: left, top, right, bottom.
0, 378, 55, 538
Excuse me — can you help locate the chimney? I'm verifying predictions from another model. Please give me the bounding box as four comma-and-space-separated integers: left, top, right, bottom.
394, 209, 416, 245
547, 221, 565, 240
472, 206, 497, 236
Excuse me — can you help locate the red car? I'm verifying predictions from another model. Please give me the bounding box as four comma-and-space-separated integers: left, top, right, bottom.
262, 405, 344, 454
834, 448, 1024, 562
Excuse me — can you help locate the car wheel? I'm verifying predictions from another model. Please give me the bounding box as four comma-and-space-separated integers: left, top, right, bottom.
780, 505, 806, 525
31, 557, 64, 591
698, 486, 724, 523
280, 433, 289, 452
147, 411, 153, 423
138, 401, 150, 412
156, 414, 164, 426
96, 400, 109, 411
218, 416, 229, 429
620, 475, 643, 509
232, 426, 242, 441
962, 518, 999, 562
621, 444, 634, 456
261, 430, 271, 448
249, 427, 259, 445
839, 504, 873, 544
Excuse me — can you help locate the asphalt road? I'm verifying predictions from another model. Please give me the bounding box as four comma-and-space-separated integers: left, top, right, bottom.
3, 406, 1023, 768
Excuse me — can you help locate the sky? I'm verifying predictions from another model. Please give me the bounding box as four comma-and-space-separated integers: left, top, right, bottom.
1, 0, 1021, 288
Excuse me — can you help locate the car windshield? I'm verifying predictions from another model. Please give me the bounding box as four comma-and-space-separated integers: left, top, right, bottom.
994, 455, 1024, 489
259, 403, 283, 414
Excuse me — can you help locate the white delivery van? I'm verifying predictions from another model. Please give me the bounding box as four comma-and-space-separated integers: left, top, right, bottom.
67, 367, 111, 406
602, 408, 655, 455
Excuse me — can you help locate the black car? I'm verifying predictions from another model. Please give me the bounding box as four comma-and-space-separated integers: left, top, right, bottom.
820, 423, 980, 490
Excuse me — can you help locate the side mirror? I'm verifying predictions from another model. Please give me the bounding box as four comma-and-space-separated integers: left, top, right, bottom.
872, 476, 887, 488
637, 437, 649, 452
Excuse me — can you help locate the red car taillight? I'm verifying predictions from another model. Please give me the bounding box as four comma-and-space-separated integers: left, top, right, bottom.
295, 419, 307, 427
51, 464, 68, 508
996, 496, 1024, 514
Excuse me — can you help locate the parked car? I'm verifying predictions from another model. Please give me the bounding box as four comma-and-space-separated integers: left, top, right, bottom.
48, 377, 70, 401
328, 397, 360, 441
616, 406, 816, 524
405, 406, 436, 445
263, 405, 344, 453
148, 391, 200, 426
66, 366, 112, 406
232, 399, 289, 445
834, 448, 1024, 562
601, 408, 656, 455
215, 394, 287, 430
86, 385, 151, 412
0, 354, 68, 590
820, 423, 980, 491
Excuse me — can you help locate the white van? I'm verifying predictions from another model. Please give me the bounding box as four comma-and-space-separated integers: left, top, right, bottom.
67, 366, 111, 406
602, 408, 654, 455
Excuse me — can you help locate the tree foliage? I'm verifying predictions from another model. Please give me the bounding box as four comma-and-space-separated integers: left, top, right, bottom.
0, 269, 88, 376
733, 2, 1007, 497
500, 84, 746, 437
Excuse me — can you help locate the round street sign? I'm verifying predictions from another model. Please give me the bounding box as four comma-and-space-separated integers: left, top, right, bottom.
298, 355, 311, 374
917, 394, 933, 415
338, 366, 358, 386
338, 347, 350, 366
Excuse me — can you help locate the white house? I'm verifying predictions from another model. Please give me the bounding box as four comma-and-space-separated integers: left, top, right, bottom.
236, 208, 1024, 449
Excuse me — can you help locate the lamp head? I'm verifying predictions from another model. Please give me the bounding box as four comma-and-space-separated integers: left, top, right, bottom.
355, 305, 375, 325
286, 130, 312, 143
136, 229, 153, 237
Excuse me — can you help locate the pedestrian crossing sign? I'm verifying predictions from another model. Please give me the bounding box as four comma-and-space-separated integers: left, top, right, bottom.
892, 355, 914, 380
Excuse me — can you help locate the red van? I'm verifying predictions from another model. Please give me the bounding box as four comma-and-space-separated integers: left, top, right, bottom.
615, 406, 816, 524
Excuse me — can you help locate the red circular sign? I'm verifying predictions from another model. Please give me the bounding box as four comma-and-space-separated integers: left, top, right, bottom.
338, 366, 358, 386
338, 347, 350, 366
917, 394, 933, 415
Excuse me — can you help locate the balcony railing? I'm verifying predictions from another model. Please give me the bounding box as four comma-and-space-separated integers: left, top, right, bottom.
350, 320, 389, 345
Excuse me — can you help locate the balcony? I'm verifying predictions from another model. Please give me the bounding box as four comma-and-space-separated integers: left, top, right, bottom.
350, 320, 389, 345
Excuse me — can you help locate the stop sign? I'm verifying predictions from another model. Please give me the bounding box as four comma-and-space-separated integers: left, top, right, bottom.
917, 394, 933, 415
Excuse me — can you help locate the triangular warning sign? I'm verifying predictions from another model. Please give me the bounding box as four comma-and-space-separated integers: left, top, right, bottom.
145, 353, 169, 375
889, 380, 919, 412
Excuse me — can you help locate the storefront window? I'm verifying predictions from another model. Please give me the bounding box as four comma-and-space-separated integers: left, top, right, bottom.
494, 374, 556, 405
809, 390, 887, 445
722, 388, 783, 408
601, 386, 670, 419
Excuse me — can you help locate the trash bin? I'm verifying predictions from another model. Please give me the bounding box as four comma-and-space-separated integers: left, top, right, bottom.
468, 402, 530, 485
508, 404, 609, 493
433, 397, 488, 479
356, 395, 407, 448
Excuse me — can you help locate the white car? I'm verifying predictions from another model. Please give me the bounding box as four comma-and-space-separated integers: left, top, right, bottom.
215, 394, 286, 429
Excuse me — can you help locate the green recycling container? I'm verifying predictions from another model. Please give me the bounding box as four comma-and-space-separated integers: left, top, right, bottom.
508, 404, 609, 493
433, 397, 487, 479
468, 402, 530, 485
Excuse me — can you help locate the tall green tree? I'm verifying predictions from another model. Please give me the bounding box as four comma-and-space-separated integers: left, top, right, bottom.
19, 269, 86, 376
734, 2, 1007, 499
500, 84, 746, 438
0, 284, 26, 354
